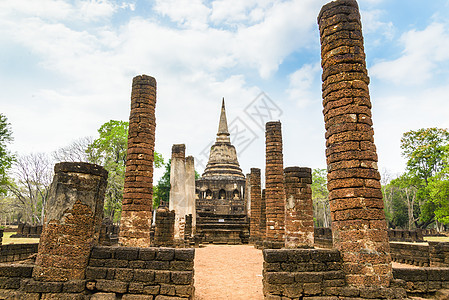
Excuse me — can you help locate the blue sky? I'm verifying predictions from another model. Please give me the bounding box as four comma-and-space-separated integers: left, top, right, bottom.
1, 0, 449, 182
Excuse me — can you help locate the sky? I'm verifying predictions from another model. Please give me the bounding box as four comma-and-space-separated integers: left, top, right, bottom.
1, 0, 449, 183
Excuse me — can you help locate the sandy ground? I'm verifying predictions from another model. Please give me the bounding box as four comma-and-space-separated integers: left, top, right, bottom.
194, 245, 264, 300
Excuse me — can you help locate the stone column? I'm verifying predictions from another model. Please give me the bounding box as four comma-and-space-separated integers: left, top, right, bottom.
249, 168, 261, 244
260, 189, 266, 241
33, 162, 107, 281
245, 173, 251, 217
264, 121, 285, 248
169, 144, 187, 240
284, 167, 314, 248
185, 156, 196, 235
119, 75, 157, 247
318, 0, 392, 286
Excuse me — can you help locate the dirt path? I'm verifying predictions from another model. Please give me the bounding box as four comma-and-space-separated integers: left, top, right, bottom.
194, 245, 264, 300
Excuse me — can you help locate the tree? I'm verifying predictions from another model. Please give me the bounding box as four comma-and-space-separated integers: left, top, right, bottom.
86, 120, 164, 222
427, 164, 449, 226
0, 114, 15, 195
53, 136, 95, 163
401, 128, 449, 185
153, 159, 171, 209
6, 153, 52, 225
311, 168, 330, 228
400, 128, 449, 228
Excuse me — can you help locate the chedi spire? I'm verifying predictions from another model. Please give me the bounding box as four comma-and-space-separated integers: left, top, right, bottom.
217, 98, 230, 143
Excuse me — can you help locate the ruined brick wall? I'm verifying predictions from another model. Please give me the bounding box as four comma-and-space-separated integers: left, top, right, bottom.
249, 168, 262, 243
153, 207, 175, 247
390, 242, 430, 267
120, 75, 157, 247
429, 242, 449, 267
393, 267, 449, 298
284, 167, 314, 248
265, 121, 285, 247
318, 0, 391, 286
388, 229, 424, 242
33, 162, 108, 282
0, 247, 195, 299
0, 243, 38, 263
87, 246, 194, 299
263, 248, 406, 299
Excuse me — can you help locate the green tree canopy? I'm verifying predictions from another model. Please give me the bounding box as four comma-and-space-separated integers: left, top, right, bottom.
401, 128, 449, 184
397, 127, 449, 228
0, 114, 15, 195
311, 168, 330, 227
86, 120, 163, 222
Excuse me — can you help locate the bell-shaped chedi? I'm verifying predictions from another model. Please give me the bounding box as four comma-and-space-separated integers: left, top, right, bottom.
195, 99, 248, 244
201, 98, 245, 180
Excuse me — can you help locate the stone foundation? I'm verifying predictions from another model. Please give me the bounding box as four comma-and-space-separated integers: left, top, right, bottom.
263, 248, 408, 299
0, 246, 195, 299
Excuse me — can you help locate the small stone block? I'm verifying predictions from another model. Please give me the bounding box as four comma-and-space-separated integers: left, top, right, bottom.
95, 279, 128, 293
156, 248, 175, 261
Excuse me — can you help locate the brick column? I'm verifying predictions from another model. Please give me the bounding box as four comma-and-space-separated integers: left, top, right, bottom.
260, 189, 266, 241
284, 167, 314, 248
249, 168, 261, 244
264, 121, 285, 248
318, 0, 392, 286
119, 75, 157, 247
33, 162, 107, 281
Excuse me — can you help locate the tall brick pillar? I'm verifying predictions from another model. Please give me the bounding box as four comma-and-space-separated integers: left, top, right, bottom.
284, 167, 314, 248
264, 121, 285, 248
260, 189, 266, 241
318, 0, 392, 286
119, 75, 157, 247
249, 168, 261, 244
33, 162, 108, 281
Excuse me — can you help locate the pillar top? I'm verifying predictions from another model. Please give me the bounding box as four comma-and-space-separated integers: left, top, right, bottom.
54, 162, 108, 178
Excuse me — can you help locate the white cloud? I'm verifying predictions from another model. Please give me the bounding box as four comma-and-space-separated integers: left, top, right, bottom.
153, 0, 211, 29
77, 0, 117, 20
210, 0, 271, 24
287, 63, 321, 108
361, 9, 394, 40
370, 23, 449, 85
0, 0, 73, 20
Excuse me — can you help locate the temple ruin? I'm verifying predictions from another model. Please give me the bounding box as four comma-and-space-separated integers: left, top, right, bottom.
195, 99, 249, 244
2, 0, 449, 299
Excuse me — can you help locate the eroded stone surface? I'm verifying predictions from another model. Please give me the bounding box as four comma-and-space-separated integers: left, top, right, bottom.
265, 121, 285, 245
33, 162, 108, 281
119, 75, 157, 247
284, 167, 314, 248
318, 0, 392, 287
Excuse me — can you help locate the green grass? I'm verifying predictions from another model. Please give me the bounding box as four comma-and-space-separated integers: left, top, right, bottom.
2, 232, 39, 245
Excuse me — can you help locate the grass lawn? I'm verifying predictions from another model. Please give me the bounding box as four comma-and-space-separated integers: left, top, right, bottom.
2, 232, 39, 244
